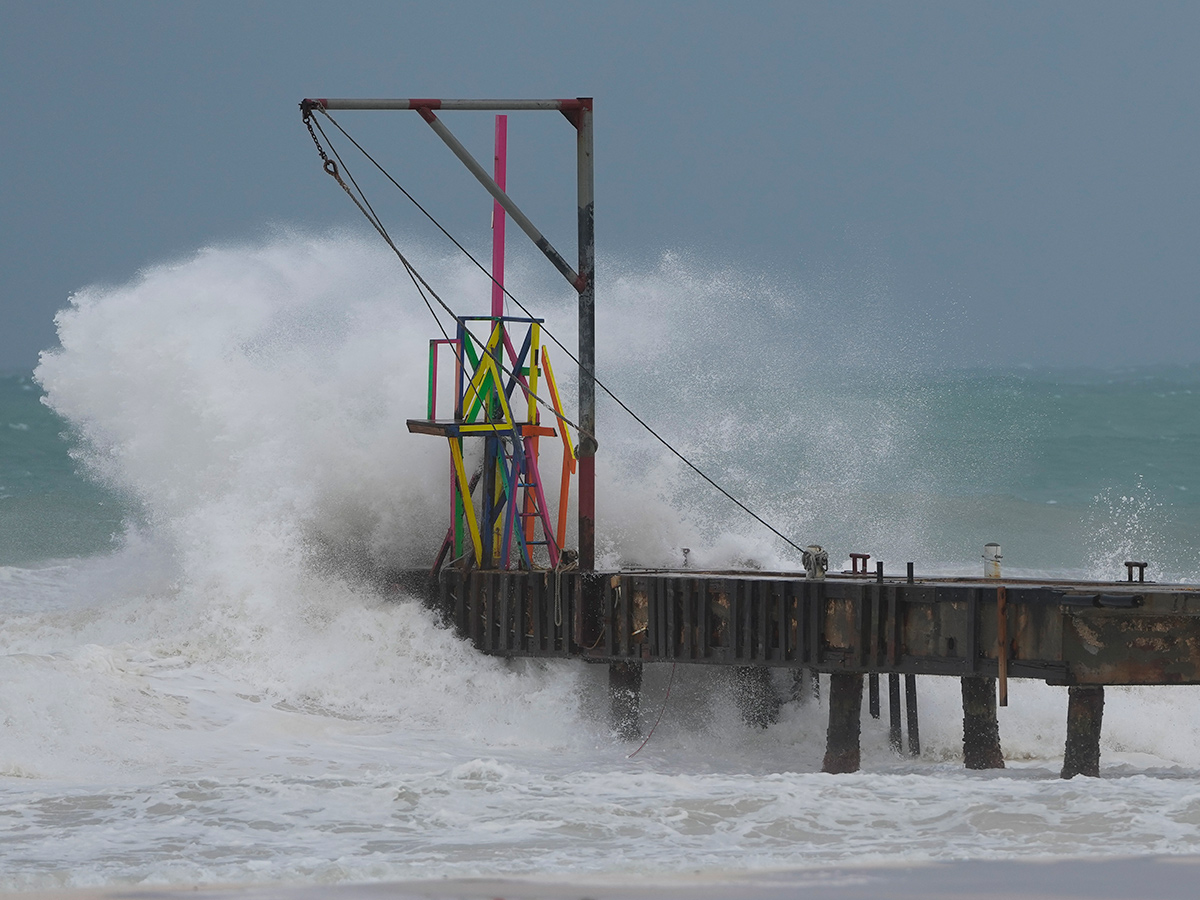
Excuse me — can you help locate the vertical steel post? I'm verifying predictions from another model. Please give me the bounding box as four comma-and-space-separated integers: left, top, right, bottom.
576, 99, 596, 571
487, 116, 508, 568
491, 115, 507, 319
888, 672, 903, 753
997, 585, 1009, 706
905, 673, 921, 757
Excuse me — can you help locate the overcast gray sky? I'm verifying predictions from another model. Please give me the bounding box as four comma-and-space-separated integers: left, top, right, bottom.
2, 1, 1198, 372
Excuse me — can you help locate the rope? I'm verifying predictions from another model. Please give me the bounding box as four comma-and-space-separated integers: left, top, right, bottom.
628, 662, 677, 759
302, 104, 808, 557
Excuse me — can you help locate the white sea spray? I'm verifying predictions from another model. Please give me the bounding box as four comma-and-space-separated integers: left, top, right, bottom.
1, 233, 1198, 888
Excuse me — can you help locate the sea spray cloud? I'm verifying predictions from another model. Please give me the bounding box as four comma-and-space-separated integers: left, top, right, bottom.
37, 233, 448, 571
4, 233, 1200, 889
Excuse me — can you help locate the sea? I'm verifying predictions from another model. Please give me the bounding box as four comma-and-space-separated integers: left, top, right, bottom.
2, 234, 1200, 891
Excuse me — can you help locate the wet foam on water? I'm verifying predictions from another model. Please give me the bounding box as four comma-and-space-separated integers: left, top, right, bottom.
3, 233, 1200, 889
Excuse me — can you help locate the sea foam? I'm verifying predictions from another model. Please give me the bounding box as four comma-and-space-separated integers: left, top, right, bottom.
2, 232, 1199, 889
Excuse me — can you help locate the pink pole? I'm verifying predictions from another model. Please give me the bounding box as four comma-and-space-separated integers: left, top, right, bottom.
491, 115, 507, 318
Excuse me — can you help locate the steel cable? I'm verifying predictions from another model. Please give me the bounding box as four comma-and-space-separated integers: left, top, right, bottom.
304, 107, 808, 557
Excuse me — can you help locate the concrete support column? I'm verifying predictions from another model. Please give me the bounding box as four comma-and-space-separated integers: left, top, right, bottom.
822, 672, 864, 774
961, 675, 1005, 769
1061, 685, 1104, 778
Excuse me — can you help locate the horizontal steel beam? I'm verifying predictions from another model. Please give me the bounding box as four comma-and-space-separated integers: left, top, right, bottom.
305, 98, 589, 112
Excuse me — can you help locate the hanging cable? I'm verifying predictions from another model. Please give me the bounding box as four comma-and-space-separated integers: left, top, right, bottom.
306, 114, 450, 341
302, 105, 808, 557
305, 111, 580, 440
628, 662, 677, 759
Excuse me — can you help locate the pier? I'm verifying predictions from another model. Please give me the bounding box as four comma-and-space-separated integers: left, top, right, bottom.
301, 95, 1200, 777
389, 565, 1200, 777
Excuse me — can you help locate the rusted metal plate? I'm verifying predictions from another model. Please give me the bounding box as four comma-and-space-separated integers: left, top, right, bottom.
824, 597, 857, 651
1011, 591, 1063, 662
1064, 613, 1200, 684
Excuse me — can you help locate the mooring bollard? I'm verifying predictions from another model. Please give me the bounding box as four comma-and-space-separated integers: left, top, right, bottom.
802, 545, 828, 580
733, 666, 781, 728
823, 672, 864, 773
983, 542, 1002, 578
1062, 685, 1104, 778
962, 675, 1005, 768
609, 661, 643, 741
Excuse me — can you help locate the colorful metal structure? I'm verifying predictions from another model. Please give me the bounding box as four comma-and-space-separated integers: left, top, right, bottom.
405, 115, 577, 571
408, 313, 576, 569
301, 96, 597, 570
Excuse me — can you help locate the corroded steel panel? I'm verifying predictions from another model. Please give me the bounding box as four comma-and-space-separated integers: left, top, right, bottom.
1064, 613, 1200, 684
824, 597, 857, 651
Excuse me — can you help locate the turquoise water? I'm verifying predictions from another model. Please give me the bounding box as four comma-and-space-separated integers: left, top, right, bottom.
0, 374, 127, 566
5, 327, 1200, 581
594, 359, 1200, 582
824, 365, 1200, 577
5, 360, 1199, 579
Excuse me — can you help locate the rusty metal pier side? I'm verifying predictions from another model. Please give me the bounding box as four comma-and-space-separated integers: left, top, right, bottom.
419, 564, 1200, 777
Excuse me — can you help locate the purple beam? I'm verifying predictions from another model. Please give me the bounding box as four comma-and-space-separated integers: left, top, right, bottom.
523, 433, 561, 568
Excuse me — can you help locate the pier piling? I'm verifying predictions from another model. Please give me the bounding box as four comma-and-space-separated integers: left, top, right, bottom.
905, 674, 921, 756
888, 673, 903, 753
961, 675, 1005, 768
734, 666, 782, 728
791, 668, 819, 705
1061, 685, 1104, 778
609, 661, 642, 741
823, 672, 864, 773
